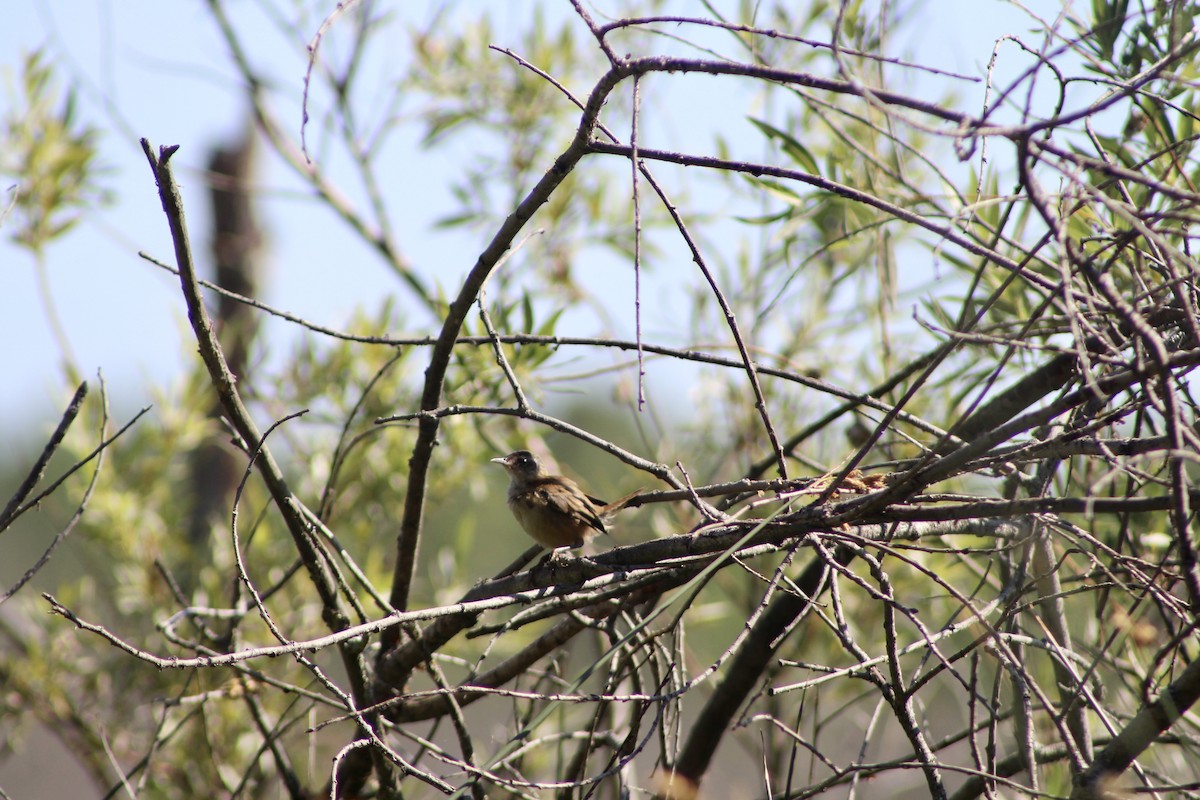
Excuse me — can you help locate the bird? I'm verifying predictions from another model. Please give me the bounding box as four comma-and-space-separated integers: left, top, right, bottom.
491, 450, 638, 553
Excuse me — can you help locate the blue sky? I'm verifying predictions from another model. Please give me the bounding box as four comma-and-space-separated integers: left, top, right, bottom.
1, 1, 1055, 450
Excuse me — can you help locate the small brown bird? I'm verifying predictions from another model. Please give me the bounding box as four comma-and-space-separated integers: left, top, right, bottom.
491, 450, 637, 552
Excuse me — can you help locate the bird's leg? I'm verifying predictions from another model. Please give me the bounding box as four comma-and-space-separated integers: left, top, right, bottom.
548, 546, 574, 563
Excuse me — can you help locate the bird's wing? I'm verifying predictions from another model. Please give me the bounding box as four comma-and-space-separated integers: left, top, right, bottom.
534, 477, 606, 533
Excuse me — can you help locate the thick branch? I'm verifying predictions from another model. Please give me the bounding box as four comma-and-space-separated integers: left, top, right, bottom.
1071, 658, 1200, 800
668, 545, 851, 788
386, 62, 640, 618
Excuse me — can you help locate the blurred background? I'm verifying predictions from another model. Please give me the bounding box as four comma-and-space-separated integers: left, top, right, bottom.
1, 2, 1087, 797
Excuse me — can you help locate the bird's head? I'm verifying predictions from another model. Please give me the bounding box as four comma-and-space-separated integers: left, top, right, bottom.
491, 450, 546, 481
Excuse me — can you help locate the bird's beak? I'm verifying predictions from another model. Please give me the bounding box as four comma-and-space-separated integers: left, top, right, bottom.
490, 456, 507, 466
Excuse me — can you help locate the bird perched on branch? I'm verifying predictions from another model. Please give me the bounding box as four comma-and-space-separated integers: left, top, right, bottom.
491, 450, 639, 553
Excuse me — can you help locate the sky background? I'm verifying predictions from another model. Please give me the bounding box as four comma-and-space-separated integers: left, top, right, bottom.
0, 2, 1088, 793
1, 0, 1063, 452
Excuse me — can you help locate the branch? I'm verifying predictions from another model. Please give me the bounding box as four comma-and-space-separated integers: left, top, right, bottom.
139, 138, 383, 792
669, 545, 848, 787
1071, 658, 1200, 800
140, 139, 350, 631
0, 381, 87, 531
385, 60, 647, 617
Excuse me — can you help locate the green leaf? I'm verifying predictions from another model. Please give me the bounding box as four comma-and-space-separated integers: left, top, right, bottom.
747, 117, 821, 175
1092, 0, 1130, 61
742, 174, 805, 207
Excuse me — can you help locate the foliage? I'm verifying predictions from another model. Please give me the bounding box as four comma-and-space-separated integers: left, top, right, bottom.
4, 2, 1200, 799
1, 49, 109, 252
